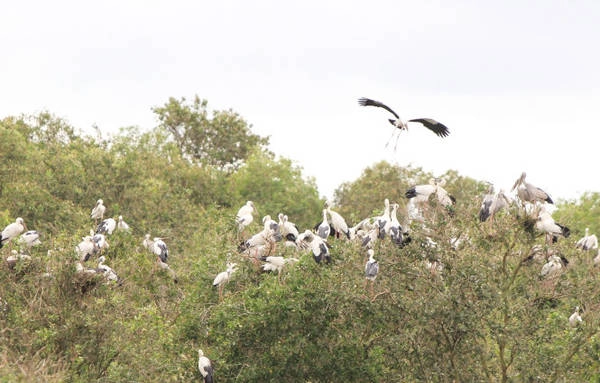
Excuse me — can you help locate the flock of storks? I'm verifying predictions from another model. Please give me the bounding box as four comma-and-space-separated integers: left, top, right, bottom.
0, 98, 591, 381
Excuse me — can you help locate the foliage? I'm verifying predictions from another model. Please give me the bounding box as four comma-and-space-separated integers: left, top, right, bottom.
1, 107, 600, 382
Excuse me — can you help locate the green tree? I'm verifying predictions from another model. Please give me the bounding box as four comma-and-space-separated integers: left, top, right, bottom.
152, 96, 269, 169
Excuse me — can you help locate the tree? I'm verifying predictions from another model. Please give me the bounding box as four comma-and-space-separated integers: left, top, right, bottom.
152, 96, 269, 169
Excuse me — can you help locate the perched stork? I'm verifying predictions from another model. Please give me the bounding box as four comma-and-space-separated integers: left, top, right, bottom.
374, 198, 391, 239
576, 228, 598, 251
389, 203, 407, 247
479, 186, 511, 223
278, 213, 299, 243
326, 202, 351, 239
213, 262, 238, 301
92, 231, 110, 252
540, 254, 568, 279
358, 97, 449, 149
97, 256, 120, 284
364, 249, 379, 297
260, 256, 299, 277
406, 178, 455, 208
90, 199, 106, 224
76, 235, 98, 262
512, 172, 553, 205
1, 217, 27, 249
297, 230, 331, 264
569, 306, 583, 327
117, 215, 130, 231
238, 215, 282, 258
96, 218, 116, 235
152, 238, 169, 263
535, 209, 570, 244
236, 201, 256, 233
198, 349, 214, 383
142, 234, 154, 251
316, 209, 331, 240
18, 230, 41, 251
75, 260, 98, 275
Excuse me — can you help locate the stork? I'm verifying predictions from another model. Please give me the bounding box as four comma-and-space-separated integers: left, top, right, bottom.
213, 262, 238, 301
326, 202, 350, 239
569, 306, 583, 327
358, 97, 449, 149
198, 349, 214, 383
534, 208, 570, 244
117, 215, 130, 231
576, 228, 598, 251
364, 249, 379, 298
374, 198, 391, 239
236, 201, 256, 234
96, 217, 116, 235
278, 213, 299, 243
540, 254, 568, 279
6, 249, 31, 269
90, 199, 106, 224
316, 209, 331, 240
479, 186, 511, 223
511, 172, 553, 205
76, 235, 98, 262
152, 238, 169, 263
1, 217, 27, 250
297, 230, 331, 264
238, 215, 282, 258
389, 203, 407, 247
97, 256, 120, 284
18, 230, 41, 252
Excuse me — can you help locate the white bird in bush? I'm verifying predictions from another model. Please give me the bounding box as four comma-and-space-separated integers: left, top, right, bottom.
326, 202, 350, 239
96, 217, 116, 235
1, 217, 27, 250
278, 213, 299, 243
117, 215, 130, 231
374, 198, 391, 239
97, 256, 120, 284
316, 209, 331, 240
576, 228, 598, 251
364, 249, 379, 297
198, 349, 214, 383
534, 208, 570, 244
236, 200, 256, 233
297, 230, 331, 264
18, 230, 41, 250
90, 199, 106, 224
260, 255, 299, 274
569, 306, 583, 327
213, 262, 238, 300
540, 254, 567, 279
152, 238, 169, 263
76, 235, 98, 262
512, 172, 553, 205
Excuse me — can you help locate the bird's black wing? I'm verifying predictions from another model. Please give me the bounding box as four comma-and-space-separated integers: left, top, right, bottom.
358, 98, 400, 119
409, 118, 450, 137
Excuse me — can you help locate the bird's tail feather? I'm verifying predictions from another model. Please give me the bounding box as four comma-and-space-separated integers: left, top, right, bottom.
405, 187, 417, 199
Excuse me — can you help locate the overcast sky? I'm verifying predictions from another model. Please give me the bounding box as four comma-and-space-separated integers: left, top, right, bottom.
2, 1, 599, 202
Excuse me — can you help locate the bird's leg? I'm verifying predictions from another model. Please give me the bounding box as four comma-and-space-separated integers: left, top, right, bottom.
384, 129, 397, 149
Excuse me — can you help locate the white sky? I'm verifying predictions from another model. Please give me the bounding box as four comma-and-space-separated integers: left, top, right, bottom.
2, 1, 599, 202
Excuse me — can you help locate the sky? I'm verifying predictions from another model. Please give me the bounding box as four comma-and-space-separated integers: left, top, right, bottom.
2, 1, 600, 202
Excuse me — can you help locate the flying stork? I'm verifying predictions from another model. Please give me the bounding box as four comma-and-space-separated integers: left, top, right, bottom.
358, 97, 449, 148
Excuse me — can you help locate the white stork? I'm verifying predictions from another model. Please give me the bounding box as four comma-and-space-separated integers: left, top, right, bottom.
213, 262, 238, 301
297, 230, 331, 264
260, 256, 299, 277
373, 198, 391, 239
92, 231, 110, 252
358, 97, 449, 149
534, 208, 570, 244
142, 234, 154, 251
278, 213, 300, 243
96, 217, 116, 235
575, 228, 598, 251
326, 202, 351, 239
479, 187, 511, 223
406, 178, 455, 209
569, 306, 583, 327
75, 261, 98, 275
18, 230, 41, 250
198, 349, 214, 383
152, 238, 169, 263
90, 199, 106, 224
389, 203, 407, 247
236, 201, 256, 233
540, 254, 568, 279
97, 256, 120, 284
117, 215, 130, 231
512, 172, 553, 205
76, 235, 98, 262
316, 209, 331, 240
364, 249, 379, 297
1, 217, 27, 249
238, 215, 282, 258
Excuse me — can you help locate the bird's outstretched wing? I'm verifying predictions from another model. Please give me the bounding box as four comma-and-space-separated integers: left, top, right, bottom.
409, 118, 450, 137
358, 98, 400, 119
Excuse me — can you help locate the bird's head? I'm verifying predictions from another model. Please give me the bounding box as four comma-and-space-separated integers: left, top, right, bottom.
198, 349, 204, 357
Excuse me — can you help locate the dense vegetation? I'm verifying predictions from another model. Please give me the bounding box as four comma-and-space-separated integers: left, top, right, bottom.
1, 102, 600, 382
